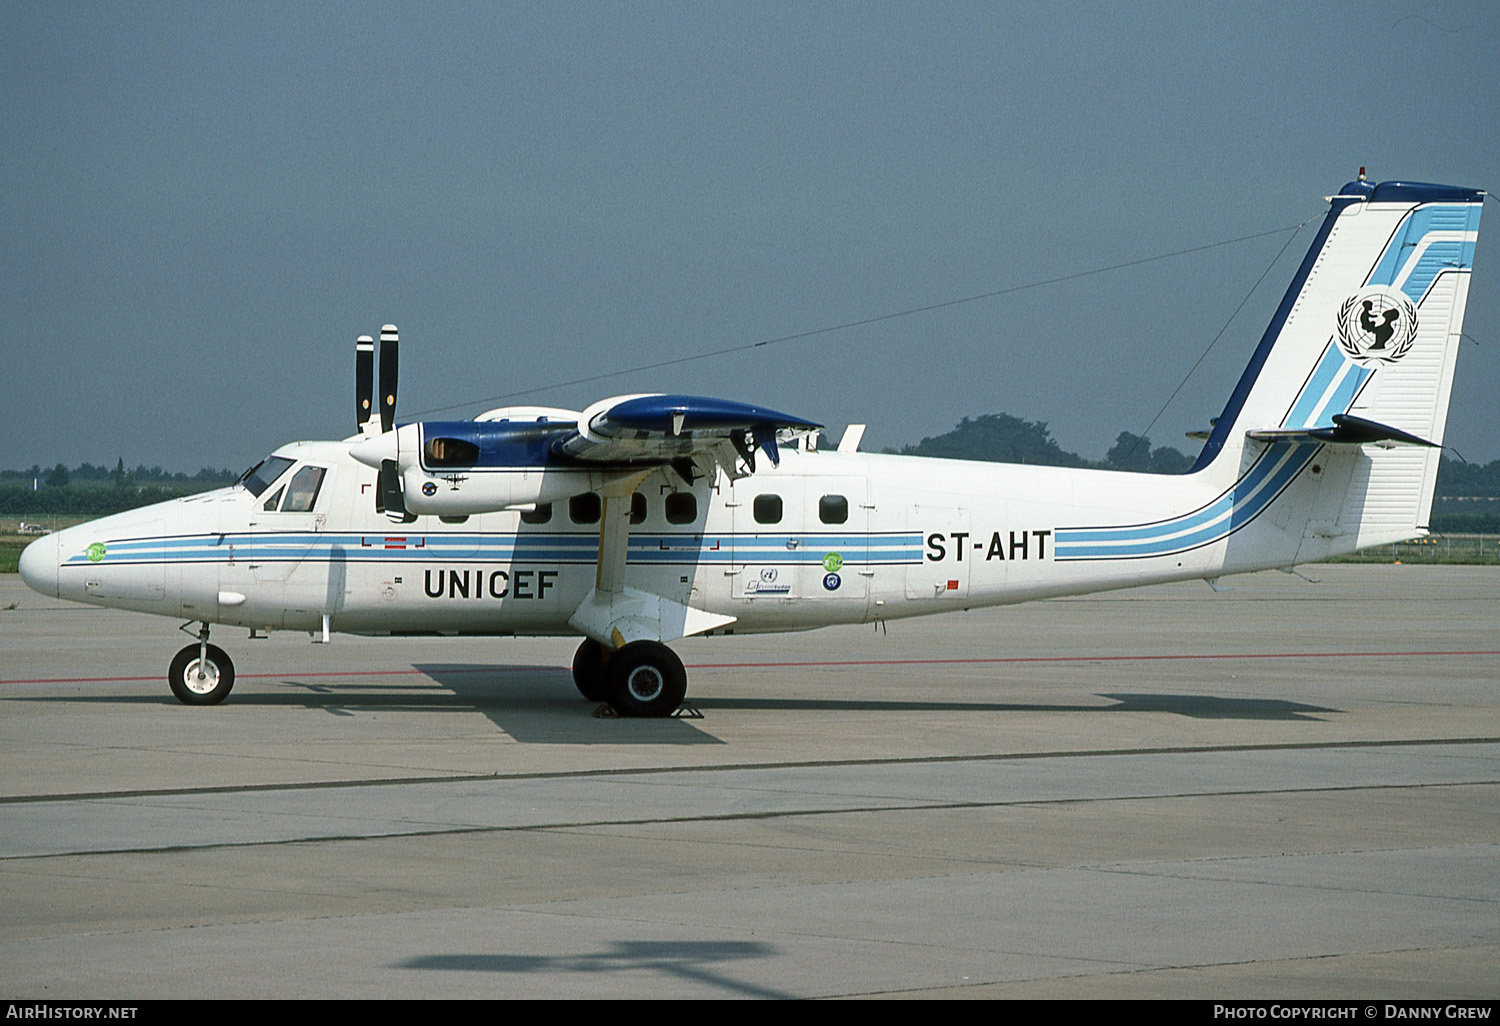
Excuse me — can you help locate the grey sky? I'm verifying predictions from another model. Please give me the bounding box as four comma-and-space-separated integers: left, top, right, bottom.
5, 1, 1500, 472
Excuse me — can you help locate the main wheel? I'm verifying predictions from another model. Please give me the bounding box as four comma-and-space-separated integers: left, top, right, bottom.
605, 641, 687, 717
571, 638, 612, 702
168, 643, 235, 705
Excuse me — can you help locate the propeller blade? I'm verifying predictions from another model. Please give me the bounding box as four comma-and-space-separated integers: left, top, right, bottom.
378, 324, 399, 434
379, 458, 412, 522
355, 335, 375, 434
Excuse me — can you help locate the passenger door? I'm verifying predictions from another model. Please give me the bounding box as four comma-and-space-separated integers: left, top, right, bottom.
729, 478, 803, 601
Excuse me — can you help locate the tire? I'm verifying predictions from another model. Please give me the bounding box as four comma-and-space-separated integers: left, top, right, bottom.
571, 638, 612, 702
168, 643, 235, 705
605, 641, 687, 717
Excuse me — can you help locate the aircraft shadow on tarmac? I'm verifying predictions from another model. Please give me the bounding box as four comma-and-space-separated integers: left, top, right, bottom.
219, 663, 728, 745
685, 692, 1336, 720
1095, 692, 1335, 720
5, 666, 1338, 735
399, 939, 790, 999
285, 667, 1341, 723
4, 664, 724, 745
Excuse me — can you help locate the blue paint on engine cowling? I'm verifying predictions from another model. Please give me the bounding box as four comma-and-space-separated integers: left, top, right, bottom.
418, 421, 573, 469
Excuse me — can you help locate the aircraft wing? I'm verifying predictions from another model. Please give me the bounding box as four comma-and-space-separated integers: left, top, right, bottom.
547, 393, 819, 650
556, 393, 821, 472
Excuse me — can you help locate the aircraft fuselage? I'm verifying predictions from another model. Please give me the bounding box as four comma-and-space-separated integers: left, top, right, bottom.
26, 435, 1381, 640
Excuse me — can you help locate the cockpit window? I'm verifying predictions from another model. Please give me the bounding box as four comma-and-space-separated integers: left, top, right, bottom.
262, 486, 284, 512
240, 456, 294, 497
282, 466, 326, 512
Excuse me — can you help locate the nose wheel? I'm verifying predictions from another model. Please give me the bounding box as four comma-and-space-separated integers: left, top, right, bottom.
168, 628, 235, 705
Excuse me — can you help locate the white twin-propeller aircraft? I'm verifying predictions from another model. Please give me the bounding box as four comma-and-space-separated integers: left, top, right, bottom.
19, 176, 1485, 715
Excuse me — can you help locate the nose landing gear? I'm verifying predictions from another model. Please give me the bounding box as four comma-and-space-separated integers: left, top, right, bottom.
168, 622, 235, 705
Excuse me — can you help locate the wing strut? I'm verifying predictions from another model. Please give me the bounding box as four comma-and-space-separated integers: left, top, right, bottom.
594, 474, 646, 598
568, 471, 736, 649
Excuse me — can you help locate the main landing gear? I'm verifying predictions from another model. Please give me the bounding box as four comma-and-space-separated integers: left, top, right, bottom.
571, 638, 687, 717
168, 622, 235, 705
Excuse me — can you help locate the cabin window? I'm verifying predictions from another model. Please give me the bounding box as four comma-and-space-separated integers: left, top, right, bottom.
262, 486, 284, 512
630, 493, 647, 524
753, 494, 783, 524
241, 456, 294, 498
819, 494, 848, 525
282, 466, 326, 512
570, 493, 601, 524
424, 437, 480, 467
519, 503, 552, 525
665, 492, 697, 525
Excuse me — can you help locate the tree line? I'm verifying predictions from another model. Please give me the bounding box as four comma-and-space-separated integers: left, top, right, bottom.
892, 413, 1195, 474
0, 460, 240, 517
0, 459, 237, 490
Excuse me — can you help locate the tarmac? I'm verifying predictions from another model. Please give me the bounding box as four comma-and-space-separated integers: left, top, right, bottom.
0, 565, 1496, 999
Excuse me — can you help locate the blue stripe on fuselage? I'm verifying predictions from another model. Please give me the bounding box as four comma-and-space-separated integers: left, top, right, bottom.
1053, 443, 1316, 560
63, 531, 927, 567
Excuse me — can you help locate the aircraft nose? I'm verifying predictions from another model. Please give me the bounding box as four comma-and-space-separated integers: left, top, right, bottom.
17, 532, 60, 598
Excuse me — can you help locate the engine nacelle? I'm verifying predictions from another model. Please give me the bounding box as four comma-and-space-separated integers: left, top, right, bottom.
348, 416, 672, 518
402, 464, 626, 516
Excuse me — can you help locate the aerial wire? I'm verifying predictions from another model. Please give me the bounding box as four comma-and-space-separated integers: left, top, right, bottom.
1117, 210, 1324, 465
411, 219, 1322, 420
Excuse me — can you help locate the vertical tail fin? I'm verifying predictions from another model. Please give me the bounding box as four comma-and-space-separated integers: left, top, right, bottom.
1195, 178, 1483, 556
1197, 179, 1483, 467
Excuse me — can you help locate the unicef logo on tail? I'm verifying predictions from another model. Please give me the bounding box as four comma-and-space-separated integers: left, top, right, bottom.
1336, 288, 1418, 363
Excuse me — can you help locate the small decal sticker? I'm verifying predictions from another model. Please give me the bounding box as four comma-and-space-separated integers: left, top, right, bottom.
823, 572, 842, 591
744, 569, 791, 596
86, 542, 106, 563
422, 481, 438, 496
822, 552, 843, 572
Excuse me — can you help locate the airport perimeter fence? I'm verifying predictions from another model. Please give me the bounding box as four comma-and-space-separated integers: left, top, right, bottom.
1322, 533, 1500, 564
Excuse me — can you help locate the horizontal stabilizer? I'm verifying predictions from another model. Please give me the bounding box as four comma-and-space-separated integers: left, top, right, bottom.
1246, 414, 1437, 447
